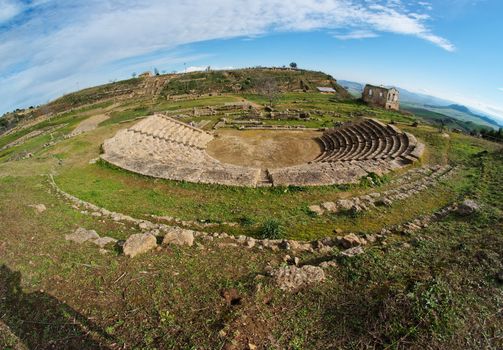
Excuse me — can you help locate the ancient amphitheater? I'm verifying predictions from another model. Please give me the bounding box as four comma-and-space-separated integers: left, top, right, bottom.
101, 114, 425, 187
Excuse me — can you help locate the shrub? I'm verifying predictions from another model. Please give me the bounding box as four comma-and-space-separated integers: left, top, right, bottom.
258, 219, 284, 239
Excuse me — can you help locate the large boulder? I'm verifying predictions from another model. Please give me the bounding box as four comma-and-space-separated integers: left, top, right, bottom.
457, 199, 480, 215
162, 227, 195, 247
65, 227, 100, 244
123, 233, 157, 257
270, 265, 326, 292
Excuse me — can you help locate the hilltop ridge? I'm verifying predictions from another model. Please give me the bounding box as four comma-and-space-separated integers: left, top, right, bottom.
1, 68, 351, 135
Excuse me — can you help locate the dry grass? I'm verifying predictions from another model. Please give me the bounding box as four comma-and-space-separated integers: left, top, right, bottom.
207, 129, 322, 168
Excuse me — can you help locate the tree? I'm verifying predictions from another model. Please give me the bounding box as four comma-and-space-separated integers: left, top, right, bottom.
131, 72, 137, 78
154, 67, 160, 76
289, 62, 298, 69
256, 76, 279, 107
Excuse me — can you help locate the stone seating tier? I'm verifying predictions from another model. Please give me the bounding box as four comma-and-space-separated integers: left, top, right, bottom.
101, 115, 425, 187
315, 119, 420, 163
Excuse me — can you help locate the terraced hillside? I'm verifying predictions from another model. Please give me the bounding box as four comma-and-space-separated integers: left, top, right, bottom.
1, 69, 502, 349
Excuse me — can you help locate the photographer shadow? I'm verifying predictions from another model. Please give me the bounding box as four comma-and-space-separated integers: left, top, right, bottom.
0, 264, 117, 349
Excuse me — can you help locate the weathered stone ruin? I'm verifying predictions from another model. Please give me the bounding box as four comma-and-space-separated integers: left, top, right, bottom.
363, 84, 400, 111
101, 114, 424, 187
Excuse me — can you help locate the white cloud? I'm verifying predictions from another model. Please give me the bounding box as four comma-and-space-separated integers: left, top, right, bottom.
0, 0, 21, 23
0, 0, 457, 114
333, 30, 379, 40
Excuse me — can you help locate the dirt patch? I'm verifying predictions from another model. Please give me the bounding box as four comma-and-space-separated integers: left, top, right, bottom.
206, 129, 322, 169
70, 114, 109, 136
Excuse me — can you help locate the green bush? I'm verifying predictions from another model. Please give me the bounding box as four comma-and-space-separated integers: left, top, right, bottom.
258, 219, 284, 239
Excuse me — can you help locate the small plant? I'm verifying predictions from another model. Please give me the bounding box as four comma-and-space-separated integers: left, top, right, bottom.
238, 216, 255, 226
258, 219, 284, 239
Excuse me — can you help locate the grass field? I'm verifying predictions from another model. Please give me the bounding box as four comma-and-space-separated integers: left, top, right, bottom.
1, 87, 503, 349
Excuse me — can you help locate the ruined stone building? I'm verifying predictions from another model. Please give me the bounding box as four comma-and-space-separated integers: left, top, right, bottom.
362, 84, 400, 111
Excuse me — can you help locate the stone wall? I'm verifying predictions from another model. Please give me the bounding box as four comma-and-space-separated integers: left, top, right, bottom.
362, 85, 399, 111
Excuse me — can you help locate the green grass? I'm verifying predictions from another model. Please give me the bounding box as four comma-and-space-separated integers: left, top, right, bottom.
1, 162, 502, 348
1, 88, 503, 348
51, 120, 488, 240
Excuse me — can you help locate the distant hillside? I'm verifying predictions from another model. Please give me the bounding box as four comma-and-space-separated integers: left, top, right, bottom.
160, 68, 350, 98
0, 68, 351, 135
338, 80, 363, 97
339, 80, 502, 130
423, 104, 501, 129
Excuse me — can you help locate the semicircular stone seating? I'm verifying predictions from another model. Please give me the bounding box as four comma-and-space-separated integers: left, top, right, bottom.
101, 114, 425, 187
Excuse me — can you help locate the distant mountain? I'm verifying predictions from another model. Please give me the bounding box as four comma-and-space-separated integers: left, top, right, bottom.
446, 104, 470, 113
423, 104, 502, 129
338, 80, 364, 97
338, 80, 502, 129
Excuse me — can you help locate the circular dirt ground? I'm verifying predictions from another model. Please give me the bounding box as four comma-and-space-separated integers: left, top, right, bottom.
206, 129, 323, 169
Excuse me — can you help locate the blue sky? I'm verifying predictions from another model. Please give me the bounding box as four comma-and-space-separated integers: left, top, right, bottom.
1, 0, 502, 122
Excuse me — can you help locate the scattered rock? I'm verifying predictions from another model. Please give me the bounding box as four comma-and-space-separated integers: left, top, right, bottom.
65, 227, 100, 244
321, 202, 337, 212
289, 240, 313, 253
99, 248, 108, 255
162, 228, 195, 247
338, 233, 367, 249
376, 198, 393, 207
271, 265, 326, 291
308, 205, 324, 216
364, 234, 377, 243
28, 204, 46, 214
123, 233, 157, 257
336, 199, 353, 211
457, 199, 480, 215
279, 240, 291, 250
92, 236, 117, 248
138, 221, 156, 230
319, 260, 337, 268
218, 242, 238, 248
245, 237, 256, 248
340, 246, 364, 257
220, 288, 241, 306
